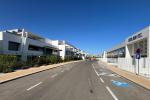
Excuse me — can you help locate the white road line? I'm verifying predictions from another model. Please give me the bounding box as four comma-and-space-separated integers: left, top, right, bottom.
105, 86, 118, 100
100, 77, 105, 83
61, 70, 64, 72
27, 82, 42, 91
88, 78, 92, 86
51, 73, 57, 78
92, 64, 99, 76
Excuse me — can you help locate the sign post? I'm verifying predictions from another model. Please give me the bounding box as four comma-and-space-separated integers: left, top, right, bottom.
135, 48, 141, 75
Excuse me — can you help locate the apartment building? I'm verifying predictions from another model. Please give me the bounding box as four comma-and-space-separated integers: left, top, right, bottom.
0, 29, 59, 62
51, 40, 87, 60
0, 28, 87, 62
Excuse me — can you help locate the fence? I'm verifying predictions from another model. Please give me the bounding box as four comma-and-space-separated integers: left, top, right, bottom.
105, 58, 150, 78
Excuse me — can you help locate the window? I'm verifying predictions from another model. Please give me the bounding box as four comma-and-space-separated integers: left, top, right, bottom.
8, 41, 20, 51
28, 45, 43, 51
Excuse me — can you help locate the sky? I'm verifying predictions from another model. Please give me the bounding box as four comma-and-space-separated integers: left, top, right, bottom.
0, 0, 150, 54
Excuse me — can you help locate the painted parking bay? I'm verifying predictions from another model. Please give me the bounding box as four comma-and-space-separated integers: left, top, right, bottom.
111, 80, 132, 88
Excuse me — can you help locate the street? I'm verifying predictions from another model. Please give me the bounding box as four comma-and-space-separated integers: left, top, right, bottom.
0, 61, 150, 100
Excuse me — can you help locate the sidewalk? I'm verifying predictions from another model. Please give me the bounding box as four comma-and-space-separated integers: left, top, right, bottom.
99, 60, 150, 90
0, 60, 82, 84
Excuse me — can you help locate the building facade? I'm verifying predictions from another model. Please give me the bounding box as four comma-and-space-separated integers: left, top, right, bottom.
101, 26, 150, 78
0, 28, 87, 62
51, 40, 87, 60
106, 26, 150, 60
0, 29, 59, 62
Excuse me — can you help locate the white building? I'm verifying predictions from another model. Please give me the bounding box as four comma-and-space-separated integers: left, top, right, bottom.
102, 26, 150, 78
51, 40, 87, 60
0, 29, 59, 62
0, 28, 88, 62
106, 26, 149, 60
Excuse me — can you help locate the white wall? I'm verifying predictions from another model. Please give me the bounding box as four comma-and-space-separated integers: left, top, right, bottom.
1, 31, 60, 61
59, 45, 66, 59
103, 58, 150, 78
125, 26, 150, 58
2, 32, 22, 55
0, 32, 3, 53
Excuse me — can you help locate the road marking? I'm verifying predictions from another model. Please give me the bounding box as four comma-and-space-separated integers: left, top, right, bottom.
108, 74, 121, 77
105, 86, 118, 100
61, 70, 64, 72
100, 77, 105, 83
51, 73, 57, 78
99, 72, 107, 76
27, 82, 42, 91
111, 80, 132, 88
88, 78, 92, 86
92, 64, 99, 76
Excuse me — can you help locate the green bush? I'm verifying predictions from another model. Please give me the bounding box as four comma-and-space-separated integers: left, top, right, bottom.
0, 54, 78, 73
0, 55, 17, 73
64, 56, 82, 62
49, 55, 58, 64
57, 56, 63, 63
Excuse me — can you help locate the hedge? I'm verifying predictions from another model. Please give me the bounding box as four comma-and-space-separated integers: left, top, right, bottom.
0, 54, 81, 73
0, 55, 17, 73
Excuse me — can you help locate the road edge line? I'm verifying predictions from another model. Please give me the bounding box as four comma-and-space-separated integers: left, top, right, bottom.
105, 86, 118, 100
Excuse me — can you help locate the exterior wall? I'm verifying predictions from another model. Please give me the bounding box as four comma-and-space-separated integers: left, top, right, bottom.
106, 26, 150, 59
125, 26, 149, 58
0, 32, 3, 53
118, 58, 150, 78
0, 29, 60, 61
148, 27, 150, 58
51, 40, 86, 60
59, 45, 66, 59
102, 26, 150, 79
0, 29, 87, 61
51, 40, 66, 59
2, 32, 22, 55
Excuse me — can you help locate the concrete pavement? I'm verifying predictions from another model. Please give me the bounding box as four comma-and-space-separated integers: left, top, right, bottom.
94, 61, 150, 100
99, 60, 150, 90
0, 61, 150, 100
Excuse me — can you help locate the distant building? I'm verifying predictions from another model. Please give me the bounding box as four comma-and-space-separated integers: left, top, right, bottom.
51, 40, 87, 60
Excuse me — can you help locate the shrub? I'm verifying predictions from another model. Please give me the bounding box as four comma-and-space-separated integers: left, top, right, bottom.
57, 56, 63, 63
0, 55, 17, 73
49, 55, 58, 64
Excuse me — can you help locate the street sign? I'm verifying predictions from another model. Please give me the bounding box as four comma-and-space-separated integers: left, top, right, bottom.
135, 48, 141, 59
136, 54, 141, 59
135, 48, 141, 75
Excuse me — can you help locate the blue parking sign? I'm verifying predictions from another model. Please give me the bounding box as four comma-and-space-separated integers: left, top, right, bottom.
136, 53, 141, 59
135, 48, 141, 59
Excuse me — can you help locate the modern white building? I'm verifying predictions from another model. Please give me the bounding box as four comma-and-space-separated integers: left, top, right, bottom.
0, 29, 59, 62
106, 26, 149, 60
101, 26, 150, 78
51, 40, 87, 60
0, 28, 87, 62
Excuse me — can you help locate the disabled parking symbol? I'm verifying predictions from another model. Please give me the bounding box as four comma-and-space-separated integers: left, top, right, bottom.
111, 80, 132, 88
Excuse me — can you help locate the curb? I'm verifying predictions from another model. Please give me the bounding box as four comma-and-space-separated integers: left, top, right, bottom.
0, 61, 81, 84
98, 61, 150, 91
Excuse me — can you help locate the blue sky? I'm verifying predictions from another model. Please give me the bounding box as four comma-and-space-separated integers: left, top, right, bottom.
0, 0, 150, 54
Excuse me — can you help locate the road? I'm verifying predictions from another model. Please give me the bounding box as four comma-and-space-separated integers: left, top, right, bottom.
0, 61, 150, 100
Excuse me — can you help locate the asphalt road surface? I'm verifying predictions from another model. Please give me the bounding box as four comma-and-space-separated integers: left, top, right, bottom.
0, 60, 150, 100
